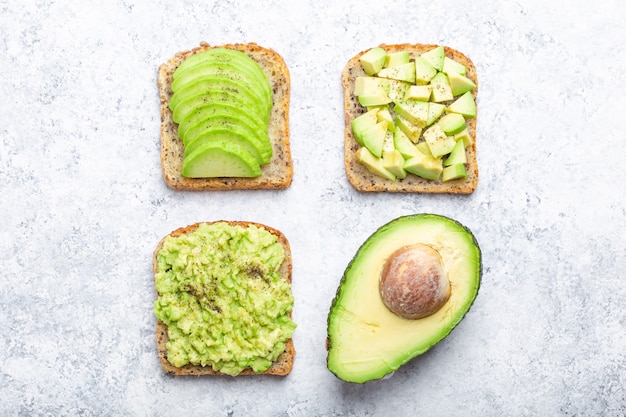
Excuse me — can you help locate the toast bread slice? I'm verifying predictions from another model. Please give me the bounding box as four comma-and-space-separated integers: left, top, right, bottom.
154, 220, 295, 376
342, 44, 478, 193
157, 42, 292, 190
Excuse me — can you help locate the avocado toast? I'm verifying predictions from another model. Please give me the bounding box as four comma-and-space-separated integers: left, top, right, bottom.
153, 221, 296, 376
342, 44, 479, 193
157, 42, 293, 190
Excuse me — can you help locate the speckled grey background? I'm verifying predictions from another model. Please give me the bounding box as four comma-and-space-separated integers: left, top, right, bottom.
1, 0, 624, 416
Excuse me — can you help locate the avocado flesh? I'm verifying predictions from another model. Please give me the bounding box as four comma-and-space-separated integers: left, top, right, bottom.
171, 88, 266, 125
171, 74, 271, 115
183, 122, 271, 165
181, 140, 261, 178
172, 60, 271, 105
174, 48, 268, 86
177, 102, 269, 146
327, 214, 481, 384
181, 112, 271, 160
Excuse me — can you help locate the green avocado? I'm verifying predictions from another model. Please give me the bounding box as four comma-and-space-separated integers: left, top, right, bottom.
171, 73, 271, 113
183, 121, 272, 165
172, 48, 271, 101
177, 103, 271, 155
326, 214, 481, 384
181, 140, 261, 178
171, 87, 268, 125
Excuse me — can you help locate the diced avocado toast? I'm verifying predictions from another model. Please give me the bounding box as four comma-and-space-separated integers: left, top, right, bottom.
343, 44, 479, 193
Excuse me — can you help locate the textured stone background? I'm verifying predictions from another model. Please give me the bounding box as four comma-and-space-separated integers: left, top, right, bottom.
1, 0, 624, 416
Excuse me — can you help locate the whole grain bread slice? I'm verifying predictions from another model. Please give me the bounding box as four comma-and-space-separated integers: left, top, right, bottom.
154, 220, 295, 376
342, 44, 479, 193
157, 42, 293, 190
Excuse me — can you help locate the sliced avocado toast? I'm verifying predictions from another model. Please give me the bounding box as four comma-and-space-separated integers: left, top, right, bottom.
326, 214, 481, 383
157, 42, 293, 190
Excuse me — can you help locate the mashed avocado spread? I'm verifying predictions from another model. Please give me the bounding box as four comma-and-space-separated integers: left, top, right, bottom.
153, 222, 296, 376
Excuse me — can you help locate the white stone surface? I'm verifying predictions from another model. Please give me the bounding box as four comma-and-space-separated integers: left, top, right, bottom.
1, 0, 625, 416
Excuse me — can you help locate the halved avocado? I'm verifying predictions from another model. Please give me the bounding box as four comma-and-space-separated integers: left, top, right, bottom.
326, 214, 481, 384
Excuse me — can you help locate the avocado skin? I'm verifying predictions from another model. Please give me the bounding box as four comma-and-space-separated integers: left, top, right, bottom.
326, 213, 482, 383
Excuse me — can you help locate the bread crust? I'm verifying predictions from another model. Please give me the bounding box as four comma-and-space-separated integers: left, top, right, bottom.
154, 220, 295, 376
342, 44, 479, 193
157, 43, 293, 190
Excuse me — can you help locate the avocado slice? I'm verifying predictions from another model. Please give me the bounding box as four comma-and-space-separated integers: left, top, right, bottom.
326, 214, 481, 384
171, 87, 267, 125
174, 48, 267, 82
181, 140, 261, 178
177, 102, 269, 144
173, 60, 271, 106
171, 70, 271, 111
173, 48, 270, 97
182, 118, 272, 165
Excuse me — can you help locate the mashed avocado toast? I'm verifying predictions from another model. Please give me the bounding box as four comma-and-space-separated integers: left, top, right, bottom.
153, 221, 296, 376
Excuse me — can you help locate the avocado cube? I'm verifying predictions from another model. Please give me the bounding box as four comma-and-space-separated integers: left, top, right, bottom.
437, 113, 466, 135
423, 124, 456, 158
358, 93, 392, 107
377, 108, 395, 132
447, 91, 476, 118
454, 127, 473, 146
361, 121, 388, 158
404, 85, 432, 101
385, 51, 410, 68
442, 163, 467, 181
356, 147, 396, 181
421, 46, 445, 71
394, 100, 429, 125
448, 72, 476, 97
354, 76, 390, 96
360, 47, 387, 76
351, 109, 380, 146
442, 57, 467, 76
395, 115, 423, 143
414, 56, 437, 84
430, 72, 454, 102
383, 149, 407, 179
404, 152, 443, 181
426, 102, 446, 126
377, 62, 416, 84
444, 139, 467, 166
393, 128, 421, 159
416, 141, 433, 157
385, 79, 412, 103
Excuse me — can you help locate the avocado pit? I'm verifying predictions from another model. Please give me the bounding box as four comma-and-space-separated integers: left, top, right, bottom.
379, 243, 450, 319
